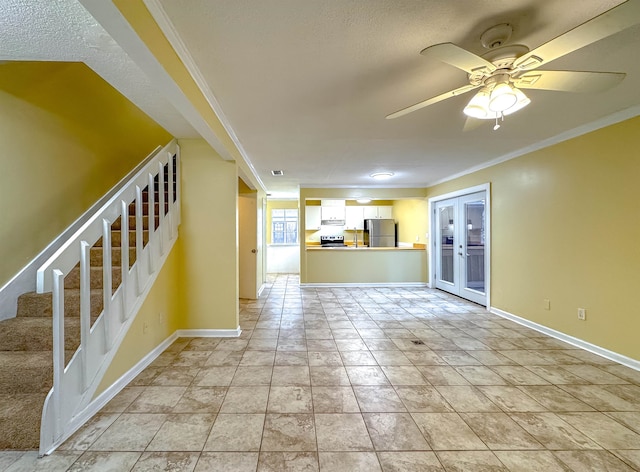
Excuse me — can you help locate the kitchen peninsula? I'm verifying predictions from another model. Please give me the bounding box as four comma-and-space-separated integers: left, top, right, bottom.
300, 195, 428, 286
304, 244, 427, 285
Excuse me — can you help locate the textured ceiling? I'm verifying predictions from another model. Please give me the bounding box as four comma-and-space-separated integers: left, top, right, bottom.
0, 0, 197, 138
3, 1, 639, 198
155, 0, 640, 197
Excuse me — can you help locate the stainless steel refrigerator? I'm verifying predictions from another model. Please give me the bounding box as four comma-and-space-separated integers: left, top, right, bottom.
364, 219, 396, 247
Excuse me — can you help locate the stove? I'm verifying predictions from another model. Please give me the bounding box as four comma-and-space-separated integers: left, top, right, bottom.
320, 235, 346, 247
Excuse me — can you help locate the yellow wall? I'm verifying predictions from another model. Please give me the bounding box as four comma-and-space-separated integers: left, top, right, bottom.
393, 199, 429, 246
427, 116, 640, 360
0, 62, 170, 287
177, 139, 239, 329
266, 199, 299, 244
95, 244, 182, 392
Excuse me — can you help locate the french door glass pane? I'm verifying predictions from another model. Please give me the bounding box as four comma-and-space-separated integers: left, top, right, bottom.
465, 200, 485, 293
439, 206, 455, 283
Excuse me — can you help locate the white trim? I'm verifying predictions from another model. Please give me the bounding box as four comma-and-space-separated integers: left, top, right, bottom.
41, 331, 179, 456
176, 328, 242, 338
490, 307, 640, 371
428, 105, 640, 187
142, 0, 267, 193
79, 1, 232, 162
257, 284, 267, 297
0, 145, 163, 321
300, 282, 428, 288
428, 183, 491, 309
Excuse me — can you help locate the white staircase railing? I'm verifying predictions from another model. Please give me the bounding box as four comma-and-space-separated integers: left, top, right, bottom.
36, 140, 180, 456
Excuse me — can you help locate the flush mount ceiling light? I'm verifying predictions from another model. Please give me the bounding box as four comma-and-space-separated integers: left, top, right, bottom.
370, 172, 394, 180
356, 198, 372, 203
386, 2, 636, 128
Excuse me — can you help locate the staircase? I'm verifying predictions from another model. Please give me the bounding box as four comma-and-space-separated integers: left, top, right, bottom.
0, 142, 179, 452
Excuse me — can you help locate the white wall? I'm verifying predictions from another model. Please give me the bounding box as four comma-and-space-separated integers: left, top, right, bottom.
267, 245, 300, 273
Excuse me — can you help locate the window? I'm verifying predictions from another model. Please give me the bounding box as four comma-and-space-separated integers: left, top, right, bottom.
272, 209, 298, 244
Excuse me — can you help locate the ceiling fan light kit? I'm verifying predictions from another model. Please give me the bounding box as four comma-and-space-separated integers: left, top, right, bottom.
386, 1, 640, 126
488, 81, 518, 112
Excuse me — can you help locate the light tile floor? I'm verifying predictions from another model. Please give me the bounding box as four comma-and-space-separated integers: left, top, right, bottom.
2, 273, 640, 471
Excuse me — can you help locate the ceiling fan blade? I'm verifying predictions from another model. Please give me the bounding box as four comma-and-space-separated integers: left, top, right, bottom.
513, 70, 626, 93
386, 84, 479, 119
420, 43, 496, 75
514, 1, 640, 71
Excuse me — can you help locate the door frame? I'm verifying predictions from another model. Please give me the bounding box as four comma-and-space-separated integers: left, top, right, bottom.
428, 183, 491, 309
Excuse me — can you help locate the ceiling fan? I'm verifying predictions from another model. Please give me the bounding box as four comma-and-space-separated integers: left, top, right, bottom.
386, 1, 640, 128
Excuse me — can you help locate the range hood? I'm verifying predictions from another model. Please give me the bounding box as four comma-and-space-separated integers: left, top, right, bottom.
321, 218, 346, 226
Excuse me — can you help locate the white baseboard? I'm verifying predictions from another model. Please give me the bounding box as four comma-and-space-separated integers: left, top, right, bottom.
490, 306, 640, 371
300, 282, 428, 288
176, 327, 242, 338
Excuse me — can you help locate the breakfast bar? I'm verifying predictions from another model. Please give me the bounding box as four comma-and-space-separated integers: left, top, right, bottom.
304, 246, 427, 285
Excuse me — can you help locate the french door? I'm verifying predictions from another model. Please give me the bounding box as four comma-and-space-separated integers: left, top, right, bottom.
434, 191, 487, 305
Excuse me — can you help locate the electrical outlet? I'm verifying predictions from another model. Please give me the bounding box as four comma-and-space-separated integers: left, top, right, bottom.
577, 308, 586, 321
416, 235, 420, 242
544, 299, 550, 311
143, 321, 149, 334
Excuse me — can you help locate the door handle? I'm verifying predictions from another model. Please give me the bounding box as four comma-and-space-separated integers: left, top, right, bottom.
251, 249, 258, 254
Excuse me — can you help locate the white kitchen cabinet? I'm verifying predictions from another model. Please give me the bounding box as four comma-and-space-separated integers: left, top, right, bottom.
321, 205, 345, 222
377, 206, 393, 219
345, 206, 365, 230
362, 206, 378, 220
305, 206, 321, 230
363, 206, 393, 220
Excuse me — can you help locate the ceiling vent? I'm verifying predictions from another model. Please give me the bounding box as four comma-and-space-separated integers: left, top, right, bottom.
271, 170, 284, 176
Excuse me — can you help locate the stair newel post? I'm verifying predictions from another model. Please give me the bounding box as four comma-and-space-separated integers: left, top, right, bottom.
167, 152, 174, 239
158, 161, 165, 255
51, 268, 65, 438
147, 172, 155, 273
79, 241, 91, 389
120, 200, 129, 319
135, 185, 144, 295
101, 218, 112, 351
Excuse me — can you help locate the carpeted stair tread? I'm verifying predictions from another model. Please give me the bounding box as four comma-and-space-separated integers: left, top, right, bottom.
17, 290, 105, 318
90, 246, 136, 266
111, 215, 156, 231
0, 393, 47, 449
0, 352, 53, 394
94, 230, 148, 247
65, 266, 122, 290
0, 317, 81, 351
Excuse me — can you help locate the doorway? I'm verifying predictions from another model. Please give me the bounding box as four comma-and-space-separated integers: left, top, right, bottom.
429, 185, 490, 307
